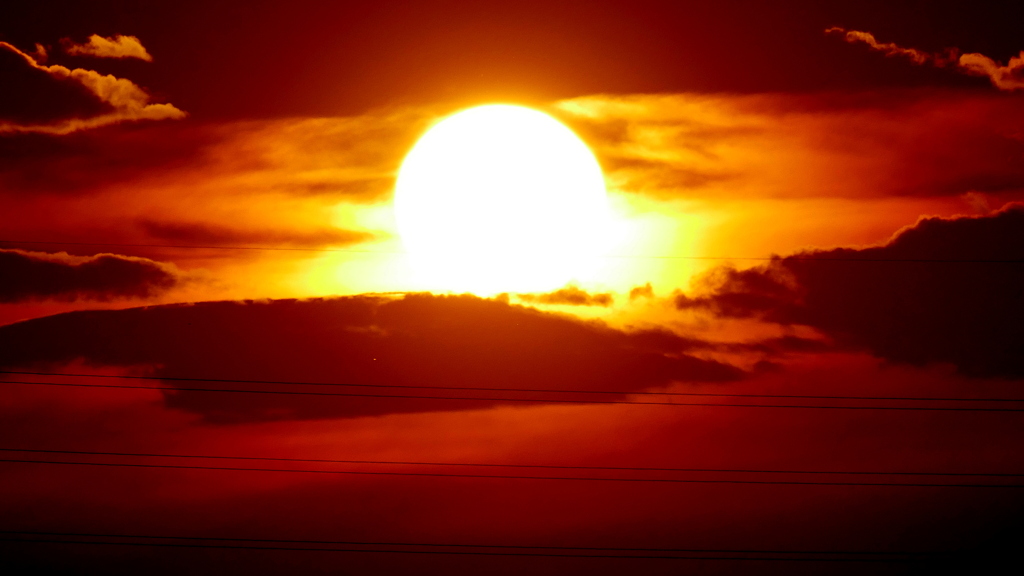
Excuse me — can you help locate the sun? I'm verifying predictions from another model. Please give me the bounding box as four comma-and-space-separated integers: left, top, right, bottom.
394, 104, 611, 294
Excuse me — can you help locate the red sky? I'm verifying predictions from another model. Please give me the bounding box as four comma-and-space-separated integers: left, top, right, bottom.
2, 1, 1024, 574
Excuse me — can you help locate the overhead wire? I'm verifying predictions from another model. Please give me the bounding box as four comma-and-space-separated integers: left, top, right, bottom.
4, 379, 1024, 412
1, 454, 1021, 487
1, 447, 1019, 478
0, 528, 937, 556
0, 535, 935, 562
4, 369, 1022, 404
0, 529, 949, 562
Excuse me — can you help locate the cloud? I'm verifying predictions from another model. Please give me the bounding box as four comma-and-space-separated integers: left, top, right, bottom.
676, 203, 1024, 377
0, 248, 184, 303
555, 91, 1024, 200
824, 27, 937, 65
138, 219, 376, 248
516, 285, 614, 307
959, 51, 1024, 92
727, 335, 833, 355
0, 40, 184, 135
629, 283, 654, 300
0, 294, 742, 422
675, 265, 797, 320
62, 34, 154, 61
0, 110, 427, 200
0, 43, 112, 125
0, 122, 217, 195
827, 27, 1024, 92
30, 43, 47, 63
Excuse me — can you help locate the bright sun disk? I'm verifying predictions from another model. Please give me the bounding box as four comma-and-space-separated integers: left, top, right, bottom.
394, 104, 611, 294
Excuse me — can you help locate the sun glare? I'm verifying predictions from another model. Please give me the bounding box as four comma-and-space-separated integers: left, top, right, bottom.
394, 104, 611, 294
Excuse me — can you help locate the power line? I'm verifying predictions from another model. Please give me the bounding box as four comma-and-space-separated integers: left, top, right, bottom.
0, 529, 933, 555
0, 536, 930, 562
2, 239, 1022, 263
0, 528, 937, 557
5, 370, 1022, 404
4, 379, 1023, 412
2, 447, 1019, 478
3, 457, 1022, 487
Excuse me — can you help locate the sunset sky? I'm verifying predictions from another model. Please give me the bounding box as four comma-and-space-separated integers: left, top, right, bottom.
2, 1, 1024, 574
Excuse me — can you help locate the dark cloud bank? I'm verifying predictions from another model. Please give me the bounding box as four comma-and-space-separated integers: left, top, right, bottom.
0, 248, 182, 303
0, 293, 741, 422
677, 204, 1024, 378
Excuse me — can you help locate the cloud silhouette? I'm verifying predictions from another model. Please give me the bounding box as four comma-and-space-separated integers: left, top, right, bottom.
0, 293, 743, 422
0, 248, 184, 303
677, 204, 1024, 377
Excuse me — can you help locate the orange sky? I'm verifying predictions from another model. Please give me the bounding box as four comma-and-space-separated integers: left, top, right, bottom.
2, 2, 1024, 574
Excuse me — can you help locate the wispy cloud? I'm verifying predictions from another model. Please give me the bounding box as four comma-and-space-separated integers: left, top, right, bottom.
556, 91, 1024, 200
825, 27, 940, 65
826, 27, 1024, 91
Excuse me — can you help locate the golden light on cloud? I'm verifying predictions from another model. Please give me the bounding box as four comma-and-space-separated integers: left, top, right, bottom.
394, 104, 611, 294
